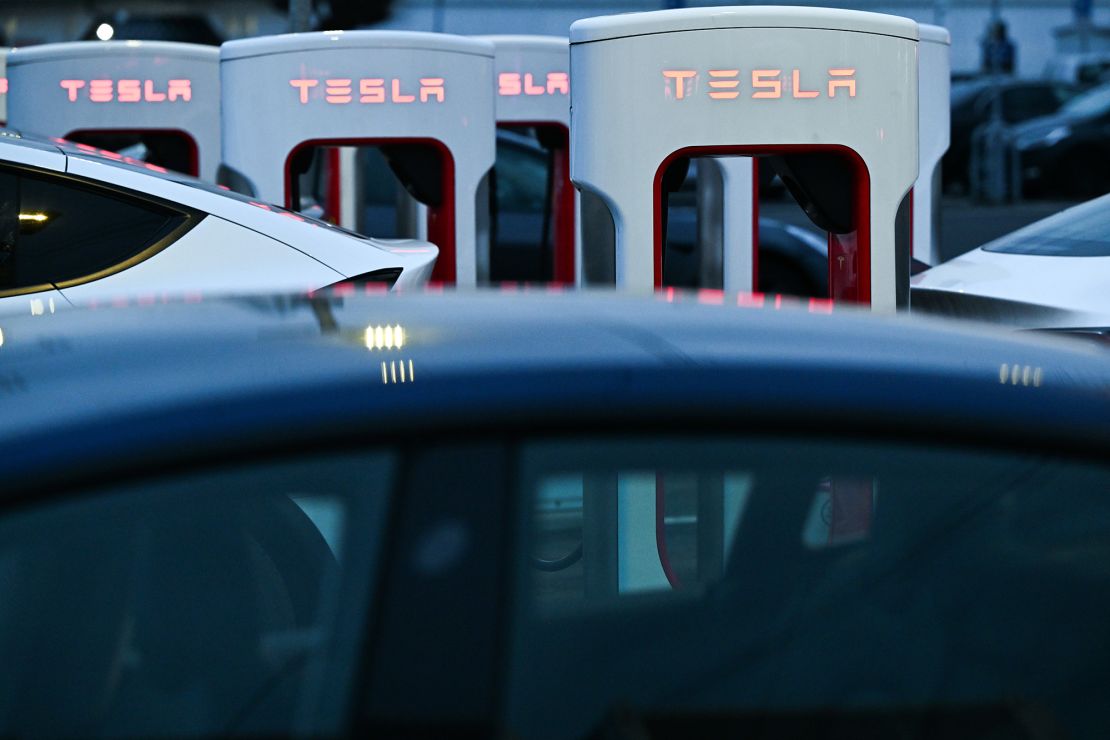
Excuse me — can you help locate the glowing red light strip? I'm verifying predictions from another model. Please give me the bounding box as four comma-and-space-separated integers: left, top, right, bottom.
59, 78, 193, 103
497, 71, 569, 97
663, 68, 857, 100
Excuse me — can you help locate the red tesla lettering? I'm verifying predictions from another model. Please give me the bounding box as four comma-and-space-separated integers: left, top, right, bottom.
325, 78, 353, 104
792, 69, 819, 99
360, 78, 385, 103
144, 80, 166, 102
498, 73, 521, 96
419, 78, 445, 103
523, 73, 544, 95
89, 80, 113, 103
60, 79, 85, 101
546, 72, 569, 95
662, 70, 697, 100
391, 79, 415, 103
167, 79, 191, 102
828, 68, 856, 98
708, 69, 740, 100
751, 69, 781, 99
289, 78, 318, 104
117, 79, 141, 102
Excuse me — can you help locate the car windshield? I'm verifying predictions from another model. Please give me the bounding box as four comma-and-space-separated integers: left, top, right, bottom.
982, 194, 1110, 256
1060, 83, 1110, 117
0, 452, 393, 738
509, 436, 1110, 739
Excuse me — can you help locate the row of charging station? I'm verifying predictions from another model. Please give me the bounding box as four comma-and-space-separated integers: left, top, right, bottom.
0, 9, 950, 308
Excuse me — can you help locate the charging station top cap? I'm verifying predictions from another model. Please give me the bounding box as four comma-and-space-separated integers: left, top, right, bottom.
220, 30, 494, 62
477, 35, 570, 124
7, 40, 217, 66
475, 35, 569, 52
918, 24, 951, 45
569, 6, 918, 44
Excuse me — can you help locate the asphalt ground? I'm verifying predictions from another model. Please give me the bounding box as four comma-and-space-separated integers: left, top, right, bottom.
760, 197, 1081, 263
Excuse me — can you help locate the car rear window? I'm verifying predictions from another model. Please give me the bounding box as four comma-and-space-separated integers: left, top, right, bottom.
1060, 83, 1110, 117
982, 194, 1110, 256
509, 436, 1110, 740
0, 166, 189, 295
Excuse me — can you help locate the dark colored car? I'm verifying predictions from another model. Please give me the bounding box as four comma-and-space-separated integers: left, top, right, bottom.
945, 78, 1078, 194
0, 292, 1109, 738
1013, 82, 1110, 198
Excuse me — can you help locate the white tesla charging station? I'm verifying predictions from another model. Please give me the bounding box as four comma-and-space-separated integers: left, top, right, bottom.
570, 6, 919, 311
5, 41, 220, 180
916, 24, 951, 266
479, 35, 577, 284
570, 6, 918, 595
220, 31, 496, 287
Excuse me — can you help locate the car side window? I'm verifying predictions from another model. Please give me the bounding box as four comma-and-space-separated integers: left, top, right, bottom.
1001, 86, 1061, 123
0, 166, 190, 296
0, 451, 394, 738
508, 436, 1110, 740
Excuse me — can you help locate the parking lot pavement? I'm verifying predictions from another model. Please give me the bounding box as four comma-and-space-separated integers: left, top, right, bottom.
761, 197, 1082, 263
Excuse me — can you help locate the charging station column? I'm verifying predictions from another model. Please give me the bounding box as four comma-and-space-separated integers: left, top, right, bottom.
6, 41, 220, 180
916, 24, 951, 267
479, 35, 577, 284
0, 50, 8, 125
569, 6, 918, 596
220, 32, 496, 287
570, 7, 919, 311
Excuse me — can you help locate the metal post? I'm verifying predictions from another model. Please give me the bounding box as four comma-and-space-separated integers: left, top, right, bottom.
933, 0, 948, 28
289, 0, 312, 33
432, 0, 447, 33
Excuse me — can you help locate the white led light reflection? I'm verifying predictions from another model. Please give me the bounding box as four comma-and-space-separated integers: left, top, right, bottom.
363, 324, 405, 351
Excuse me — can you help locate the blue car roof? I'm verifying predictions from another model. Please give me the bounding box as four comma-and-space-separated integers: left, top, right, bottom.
0, 291, 1107, 483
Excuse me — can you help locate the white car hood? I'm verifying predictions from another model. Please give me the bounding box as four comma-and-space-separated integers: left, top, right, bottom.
912, 247, 1110, 327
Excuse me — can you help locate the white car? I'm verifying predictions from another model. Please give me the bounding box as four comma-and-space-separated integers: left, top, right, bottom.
912, 194, 1110, 337
0, 129, 437, 315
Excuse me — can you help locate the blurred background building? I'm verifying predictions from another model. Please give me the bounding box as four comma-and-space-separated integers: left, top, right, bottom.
3, 0, 1109, 78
